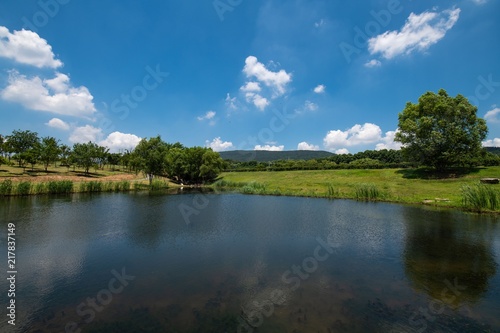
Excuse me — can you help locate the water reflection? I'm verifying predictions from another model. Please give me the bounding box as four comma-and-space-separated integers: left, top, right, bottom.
403, 208, 498, 307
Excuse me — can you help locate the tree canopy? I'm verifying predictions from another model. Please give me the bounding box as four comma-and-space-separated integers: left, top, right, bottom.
395, 89, 488, 170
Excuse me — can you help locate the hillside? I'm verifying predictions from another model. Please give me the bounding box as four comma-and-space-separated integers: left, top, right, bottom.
219, 150, 334, 162
486, 147, 500, 155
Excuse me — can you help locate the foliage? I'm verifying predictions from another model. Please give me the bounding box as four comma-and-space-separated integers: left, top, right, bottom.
395, 89, 488, 170
0, 179, 13, 196
47, 181, 74, 194
16, 181, 32, 195
71, 142, 102, 174
5, 130, 39, 167
39, 136, 61, 171
132, 136, 173, 184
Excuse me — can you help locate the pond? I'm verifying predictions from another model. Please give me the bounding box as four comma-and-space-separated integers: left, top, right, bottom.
1, 193, 499, 332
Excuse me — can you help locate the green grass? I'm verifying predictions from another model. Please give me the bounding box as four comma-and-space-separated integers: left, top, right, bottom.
0, 163, 130, 178
462, 184, 499, 212
217, 167, 500, 212
354, 183, 382, 201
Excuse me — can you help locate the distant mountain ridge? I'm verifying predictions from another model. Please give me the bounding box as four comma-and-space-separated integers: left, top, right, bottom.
219, 150, 334, 162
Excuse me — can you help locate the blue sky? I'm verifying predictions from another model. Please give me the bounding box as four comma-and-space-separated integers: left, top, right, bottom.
0, 0, 499, 153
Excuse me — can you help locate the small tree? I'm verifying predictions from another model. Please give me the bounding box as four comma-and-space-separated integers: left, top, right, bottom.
39, 136, 60, 172
395, 89, 488, 171
6, 130, 39, 167
132, 136, 170, 185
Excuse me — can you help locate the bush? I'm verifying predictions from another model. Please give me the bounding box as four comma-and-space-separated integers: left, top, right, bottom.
16, 182, 32, 195
0, 179, 13, 196
34, 182, 47, 194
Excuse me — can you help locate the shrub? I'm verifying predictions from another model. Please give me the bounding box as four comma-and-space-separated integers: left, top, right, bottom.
0, 179, 13, 196
34, 182, 47, 194
150, 179, 168, 191
48, 181, 73, 194
16, 182, 32, 195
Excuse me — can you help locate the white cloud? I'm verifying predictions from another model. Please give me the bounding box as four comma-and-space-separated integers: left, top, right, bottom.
304, 100, 318, 112
483, 138, 500, 147
368, 7, 461, 59
323, 123, 383, 150
69, 125, 103, 143
365, 59, 382, 68
225, 93, 237, 111
45, 118, 70, 131
254, 144, 284, 151
240, 81, 261, 92
335, 148, 350, 155
198, 111, 216, 121
313, 84, 325, 94
1, 71, 96, 117
0, 26, 63, 68
484, 107, 500, 123
99, 132, 141, 153
315, 19, 325, 28
243, 56, 292, 96
375, 130, 403, 150
245, 92, 269, 111
206, 137, 234, 152
297, 142, 319, 151
472, 0, 487, 5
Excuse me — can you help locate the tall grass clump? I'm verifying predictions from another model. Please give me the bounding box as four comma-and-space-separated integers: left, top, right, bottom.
114, 181, 130, 191
34, 182, 47, 194
214, 179, 243, 189
354, 183, 382, 201
47, 181, 74, 194
16, 181, 32, 195
150, 179, 168, 191
0, 179, 13, 196
326, 183, 339, 198
80, 181, 102, 193
241, 182, 267, 194
462, 184, 499, 212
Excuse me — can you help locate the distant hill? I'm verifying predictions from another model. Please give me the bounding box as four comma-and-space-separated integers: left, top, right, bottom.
486, 147, 500, 155
219, 150, 334, 162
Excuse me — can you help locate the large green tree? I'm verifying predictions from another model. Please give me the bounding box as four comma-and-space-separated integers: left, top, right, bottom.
6, 130, 39, 167
395, 89, 488, 170
71, 142, 101, 174
132, 136, 171, 184
165, 146, 224, 184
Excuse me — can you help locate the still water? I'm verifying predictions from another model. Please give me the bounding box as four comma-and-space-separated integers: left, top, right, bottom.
0, 192, 499, 332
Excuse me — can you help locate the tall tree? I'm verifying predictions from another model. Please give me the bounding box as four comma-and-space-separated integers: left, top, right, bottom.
59, 144, 72, 169
39, 136, 60, 171
6, 130, 39, 167
71, 142, 101, 175
395, 89, 488, 170
132, 136, 170, 184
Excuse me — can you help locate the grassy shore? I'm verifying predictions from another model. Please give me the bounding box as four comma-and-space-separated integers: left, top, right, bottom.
216, 167, 500, 213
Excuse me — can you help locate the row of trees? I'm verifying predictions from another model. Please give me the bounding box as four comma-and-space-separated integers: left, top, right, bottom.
0, 131, 224, 184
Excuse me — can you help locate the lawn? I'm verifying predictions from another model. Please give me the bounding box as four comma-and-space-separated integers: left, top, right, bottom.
218, 167, 500, 211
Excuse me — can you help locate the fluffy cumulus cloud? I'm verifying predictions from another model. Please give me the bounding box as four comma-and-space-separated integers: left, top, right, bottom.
375, 130, 403, 150
240, 82, 261, 92
243, 56, 292, 97
335, 148, 350, 155
1, 71, 96, 117
483, 138, 500, 147
254, 144, 284, 151
368, 7, 460, 59
484, 107, 500, 123
323, 123, 383, 150
245, 92, 269, 111
297, 142, 319, 151
99, 132, 142, 153
323, 123, 402, 152
314, 84, 325, 94
0, 26, 63, 68
206, 137, 234, 152
69, 125, 103, 144
45, 118, 70, 131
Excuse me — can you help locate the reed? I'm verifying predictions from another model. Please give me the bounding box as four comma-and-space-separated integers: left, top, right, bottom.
16, 181, 32, 195
462, 184, 499, 212
47, 180, 74, 194
354, 184, 382, 201
0, 179, 13, 196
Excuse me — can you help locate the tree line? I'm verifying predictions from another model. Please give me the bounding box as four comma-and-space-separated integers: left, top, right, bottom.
0, 131, 224, 185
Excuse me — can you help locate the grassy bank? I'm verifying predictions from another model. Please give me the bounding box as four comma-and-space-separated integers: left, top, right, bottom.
215, 167, 500, 213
